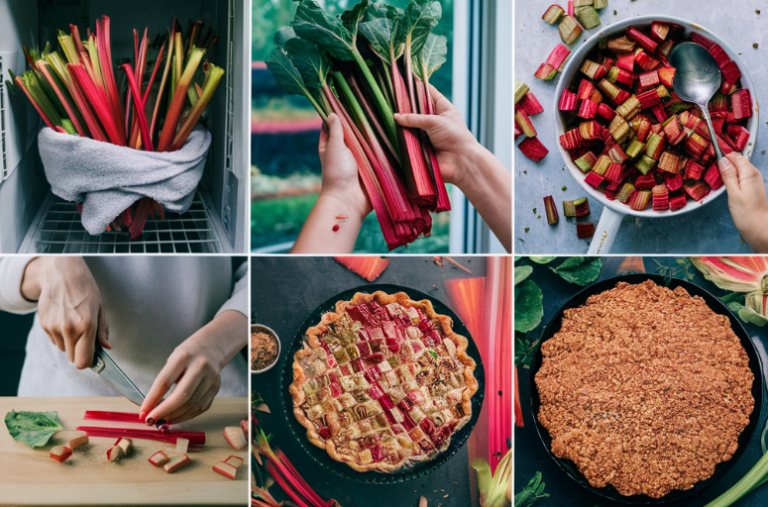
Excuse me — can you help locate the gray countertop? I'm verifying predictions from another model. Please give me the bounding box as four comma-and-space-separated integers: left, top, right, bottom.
514, 0, 768, 254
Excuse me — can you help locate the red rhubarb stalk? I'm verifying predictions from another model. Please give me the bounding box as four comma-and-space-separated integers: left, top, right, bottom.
150, 23, 177, 140
170, 63, 224, 151
76, 426, 205, 448
156, 47, 206, 152
122, 64, 154, 152
95, 16, 127, 145
68, 63, 125, 146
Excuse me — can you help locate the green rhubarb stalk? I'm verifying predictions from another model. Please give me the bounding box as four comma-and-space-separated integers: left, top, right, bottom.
49, 56, 107, 141
156, 47, 206, 152
37, 62, 88, 137
174, 31, 183, 86
96, 16, 127, 145
150, 24, 176, 139
14, 75, 57, 130
170, 63, 225, 151
57, 31, 80, 65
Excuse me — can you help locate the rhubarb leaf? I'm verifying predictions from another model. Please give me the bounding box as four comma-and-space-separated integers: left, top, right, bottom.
292, 0, 356, 61
400, 0, 442, 55
515, 265, 533, 286
359, 5, 404, 64
550, 257, 603, 286
5, 410, 63, 448
340, 0, 370, 39
728, 301, 768, 327
283, 37, 330, 91
265, 48, 311, 98
413, 33, 447, 81
515, 280, 543, 333
529, 256, 557, 265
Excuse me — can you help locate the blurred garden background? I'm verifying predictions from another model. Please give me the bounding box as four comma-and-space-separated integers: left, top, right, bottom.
251, 0, 454, 253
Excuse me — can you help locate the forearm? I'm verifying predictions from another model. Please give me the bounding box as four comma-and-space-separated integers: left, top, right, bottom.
185, 310, 248, 370
743, 221, 768, 253
291, 193, 364, 254
20, 257, 43, 301
453, 145, 512, 252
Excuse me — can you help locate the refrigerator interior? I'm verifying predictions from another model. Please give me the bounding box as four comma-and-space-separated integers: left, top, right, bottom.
0, 0, 249, 253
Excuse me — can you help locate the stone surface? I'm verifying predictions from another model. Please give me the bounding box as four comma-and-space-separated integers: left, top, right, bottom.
514, 1, 767, 254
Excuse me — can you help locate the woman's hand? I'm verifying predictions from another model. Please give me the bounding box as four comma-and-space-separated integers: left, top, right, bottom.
140, 310, 247, 425
719, 153, 768, 252
21, 257, 111, 369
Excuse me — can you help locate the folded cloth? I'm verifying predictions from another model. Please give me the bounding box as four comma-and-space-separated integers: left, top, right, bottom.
38, 125, 211, 235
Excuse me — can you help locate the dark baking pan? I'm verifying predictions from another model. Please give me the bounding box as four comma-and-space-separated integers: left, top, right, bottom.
530, 273, 765, 504
280, 283, 486, 484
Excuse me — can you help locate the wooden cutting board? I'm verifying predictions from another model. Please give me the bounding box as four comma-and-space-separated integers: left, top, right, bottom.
0, 397, 248, 506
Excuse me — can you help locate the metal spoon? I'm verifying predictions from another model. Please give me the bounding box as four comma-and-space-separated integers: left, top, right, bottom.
669, 42, 724, 162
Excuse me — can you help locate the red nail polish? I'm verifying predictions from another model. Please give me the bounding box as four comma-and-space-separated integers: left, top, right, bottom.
139, 410, 147, 422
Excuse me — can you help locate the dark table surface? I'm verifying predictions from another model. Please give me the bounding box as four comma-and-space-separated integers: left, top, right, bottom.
514, 257, 768, 507
252, 256, 488, 507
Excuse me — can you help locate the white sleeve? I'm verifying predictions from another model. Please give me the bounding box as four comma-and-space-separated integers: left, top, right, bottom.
215, 261, 248, 318
0, 256, 38, 314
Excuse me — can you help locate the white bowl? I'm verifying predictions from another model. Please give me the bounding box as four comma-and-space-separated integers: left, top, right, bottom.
251, 324, 281, 374
554, 16, 759, 252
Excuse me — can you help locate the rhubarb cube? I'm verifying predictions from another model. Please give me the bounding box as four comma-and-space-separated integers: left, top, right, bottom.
224, 455, 244, 468
164, 453, 190, 473
69, 433, 89, 450
223, 426, 247, 450
149, 450, 170, 467
213, 462, 238, 480
50, 446, 73, 463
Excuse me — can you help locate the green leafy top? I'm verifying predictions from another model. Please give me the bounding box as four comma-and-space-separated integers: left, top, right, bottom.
292, 0, 364, 61
359, 4, 405, 64
266, 47, 311, 97
400, 0, 442, 55
5, 410, 63, 448
515, 279, 543, 333
284, 37, 331, 91
549, 257, 603, 286
413, 33, 447, 81
515, 471, 550, 507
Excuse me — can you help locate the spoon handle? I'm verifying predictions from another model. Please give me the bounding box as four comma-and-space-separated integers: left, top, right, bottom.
700, 105, 724, 162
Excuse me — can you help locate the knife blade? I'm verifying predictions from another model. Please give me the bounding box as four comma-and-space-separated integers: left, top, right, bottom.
91, 345, 145, 406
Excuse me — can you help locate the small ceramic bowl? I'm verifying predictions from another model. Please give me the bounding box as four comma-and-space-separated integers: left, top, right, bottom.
251, 324, 281, 374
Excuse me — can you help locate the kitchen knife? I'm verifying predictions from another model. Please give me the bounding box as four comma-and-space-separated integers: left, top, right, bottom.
91, 345, 145, 405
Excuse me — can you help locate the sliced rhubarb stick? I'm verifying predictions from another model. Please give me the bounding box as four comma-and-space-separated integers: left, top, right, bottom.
575, 6, 601, 30
669, 194, 688, 211
518, 137, 549, 162
514, 79, 529, 104
534, 63, 557, 81
83, 411, 142, 422
684, 181, 710, 201
704, 164, 724, 190
559, 89, 578, 111
542, 5, 565, 24
50, 446, 73, 463
731, 89, 753, 120
213, 462, 238, 480
546, 43, 572, 70
76, 426, 205, 448
116, 438, 132, 455
584, 171, 605, 189
107, 445, 124, 462
543, 196, 559, 225
559, 15, 583, 45
164, 453, 190, 473
69, 433, 89, 450
626, 27, 657, 53
148, 450, 170, 467
223, 426, 246, 450
176, 437, 189, 455
576, 223, 595, 239
225, 455, 244, 468
652, 184, 670, 211
519, 92, 544, 116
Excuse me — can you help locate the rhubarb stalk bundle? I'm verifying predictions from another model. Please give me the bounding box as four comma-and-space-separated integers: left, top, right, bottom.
266, 0, 451, 251
10, 16, 223, 239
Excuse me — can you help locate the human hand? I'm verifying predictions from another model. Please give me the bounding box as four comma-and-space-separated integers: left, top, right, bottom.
719, 153, 768, 252
393, 85, 482, 188
21, 257, 111, 369
140, 310, 247, 425
318, 112, 372, 221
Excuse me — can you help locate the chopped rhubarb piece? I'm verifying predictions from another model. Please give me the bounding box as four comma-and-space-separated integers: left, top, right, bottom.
519, 92, 544, 116
626, 27, 658, 53
107, 445, 124, 462
650, 104, 667, 123
616, 52, 636, 72
657, 39, 675, 59
616, 96, 641, 119
632, 114, 652, 142
560, 89, 578, 111
543, 196, 559, 225
634, 173, 657, 189
580, 121, 602, 141
534, 63, 558, 81
224, 455, 244, 468
645, 133, 666, 160
691, 32, 716, 50
69, 433, 89, 450
50, 446, 72, 463
578, 99, 598, 119
164, 453, 190, 473
652, 184, 670, 211
604, 162, 626, 181
608, 116, 630, 143
629, 189, 651, 211
716, 135, 735, 155
576, 223, 595, 239
213, 461, 238, 480
635, 155, 656, 175
546, 44, 572, 70
607, 143, 629, 164
732, 89, 752, 120
684, 160, 705, 180
514, 80, 529, 104
116, 437, 132, 456
175, 437, 189, 455
515, 109, 537, 138
707, 43, 732, 68
650, 22, 670, 42
721, 61, 742, 85
607, 36, 636, 53
223, 426, 247, 450
704, 164, 724, 190
543, 5, 566, 24
658, 67, 676, 88
581, 59, 606, 81
669, 194, 688, 211
664, 172, 683, 192
684, 181, 710, 201
636, 89, 660, 109
593, 0, 608, 8
515, 123, 522, 140
560, 128, 584, 150
575, 6, 601, 30
625, 139, 645, 159
578, 79, 596, 100
575, 151, 598, 172
149, 450, 170, 467
518, 137, 549, 162
709, 93, 729, 112
607, 67, 635, 87
658, 151, 682, 174
596, 103, 616, 122
639, 70, 660, 89
584, 171, 605, 188
617, 183, 635, 204
592, 155, 612, 176
558, 15, 583, 45
563, 197, 590, 217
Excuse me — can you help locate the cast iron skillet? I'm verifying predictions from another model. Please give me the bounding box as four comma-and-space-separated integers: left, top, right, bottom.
280, 283, 486, 484
530, 274, 765, 504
